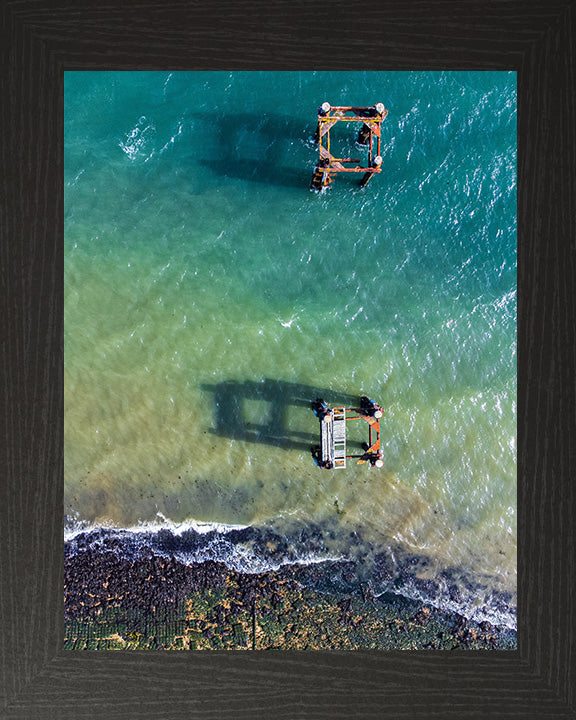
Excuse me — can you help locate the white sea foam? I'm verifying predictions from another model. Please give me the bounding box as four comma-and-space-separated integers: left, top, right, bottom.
119, 116, 156, 161
64, 513, 250, 543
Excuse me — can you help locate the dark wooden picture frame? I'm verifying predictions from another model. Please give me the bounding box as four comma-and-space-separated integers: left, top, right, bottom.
1, 0, 574, 717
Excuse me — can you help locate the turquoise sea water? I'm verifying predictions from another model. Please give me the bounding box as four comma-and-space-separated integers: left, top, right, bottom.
64, 71, 517, 627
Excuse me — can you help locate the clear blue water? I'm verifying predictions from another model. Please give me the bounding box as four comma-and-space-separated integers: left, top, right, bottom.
64, 71, 517, 627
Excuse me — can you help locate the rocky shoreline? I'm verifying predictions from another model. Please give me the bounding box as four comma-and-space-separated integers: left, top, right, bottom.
64, 532, 516, 651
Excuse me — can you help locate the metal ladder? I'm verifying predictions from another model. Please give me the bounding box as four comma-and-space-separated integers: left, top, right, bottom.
332, 407, 347, 468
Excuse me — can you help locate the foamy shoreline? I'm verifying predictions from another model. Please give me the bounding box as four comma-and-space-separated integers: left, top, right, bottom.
65, 521, 516, 631
64, 529, 517, 650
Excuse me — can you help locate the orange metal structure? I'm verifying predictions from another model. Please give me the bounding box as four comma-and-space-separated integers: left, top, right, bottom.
311, 103, 388, 190
346, 410, 382, 465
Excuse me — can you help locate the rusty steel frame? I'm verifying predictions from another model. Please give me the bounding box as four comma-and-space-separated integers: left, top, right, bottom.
312, 104, 388, 188
343, 410, 382, 464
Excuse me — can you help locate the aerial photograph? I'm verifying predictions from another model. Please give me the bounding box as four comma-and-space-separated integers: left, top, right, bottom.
64, 71, 517, 650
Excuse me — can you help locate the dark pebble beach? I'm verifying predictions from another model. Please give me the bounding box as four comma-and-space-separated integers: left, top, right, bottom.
64, 532, 516, 651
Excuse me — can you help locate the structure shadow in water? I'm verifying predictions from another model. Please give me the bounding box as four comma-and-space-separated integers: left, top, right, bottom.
198, 112, 314, 189
199, 379, 363, 452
